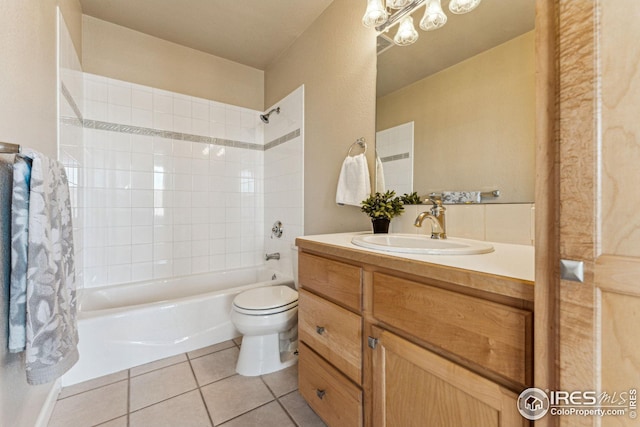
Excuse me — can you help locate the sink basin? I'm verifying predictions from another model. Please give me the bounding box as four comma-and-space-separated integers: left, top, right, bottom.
351, 234, 494, 255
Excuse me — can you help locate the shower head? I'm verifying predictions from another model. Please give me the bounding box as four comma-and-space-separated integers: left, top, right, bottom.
260, 107, 280, 124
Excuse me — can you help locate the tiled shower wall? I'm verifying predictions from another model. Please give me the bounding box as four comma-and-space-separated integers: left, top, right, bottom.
79, 74, 267, 287
58, 11, 84, 287
59, 70, 305, 289
263, 87, 304, 278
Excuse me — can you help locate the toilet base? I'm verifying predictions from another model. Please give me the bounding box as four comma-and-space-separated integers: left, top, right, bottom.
235, 333, 298, 376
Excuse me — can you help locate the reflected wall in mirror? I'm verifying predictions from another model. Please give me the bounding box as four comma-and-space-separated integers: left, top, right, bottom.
376, 121, 414, 195
375, 0, 535, 203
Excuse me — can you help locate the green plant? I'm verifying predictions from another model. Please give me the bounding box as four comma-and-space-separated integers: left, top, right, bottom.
361, 190, 405, 220
400, 192, 423, 205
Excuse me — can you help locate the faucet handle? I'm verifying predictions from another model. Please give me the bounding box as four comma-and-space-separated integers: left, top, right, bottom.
427, 194, 443, 207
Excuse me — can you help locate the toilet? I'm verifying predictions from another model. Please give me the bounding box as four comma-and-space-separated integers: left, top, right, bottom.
230, 248, 299, 376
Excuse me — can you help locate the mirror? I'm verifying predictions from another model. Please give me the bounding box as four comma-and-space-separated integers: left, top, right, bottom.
375, 0, 535, 203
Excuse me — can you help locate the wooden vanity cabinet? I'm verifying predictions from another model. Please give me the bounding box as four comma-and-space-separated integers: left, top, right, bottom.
296, 247, 533, 427
369, 326, 527, 427
297, 252, 364, 427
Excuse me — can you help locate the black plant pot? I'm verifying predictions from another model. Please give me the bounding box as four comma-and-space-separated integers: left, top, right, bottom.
371, 218, 390, 234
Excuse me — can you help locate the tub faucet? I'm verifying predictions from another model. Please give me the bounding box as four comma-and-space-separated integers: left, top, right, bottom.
414, 196, 447, 239
265, 252, 281, 261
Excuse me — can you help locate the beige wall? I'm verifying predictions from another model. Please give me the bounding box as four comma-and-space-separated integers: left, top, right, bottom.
265, 0, 377, 235
1, 2, 82, 425
377, 31, 536, 203
82, 15, 264, 110
59, 0, 83, 60
0, 1, 58, 158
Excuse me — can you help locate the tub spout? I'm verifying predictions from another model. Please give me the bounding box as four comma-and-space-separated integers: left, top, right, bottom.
265, 252, 281, 261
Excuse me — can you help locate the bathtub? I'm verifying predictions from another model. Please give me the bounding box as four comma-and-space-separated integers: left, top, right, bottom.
62, 267, 294, 386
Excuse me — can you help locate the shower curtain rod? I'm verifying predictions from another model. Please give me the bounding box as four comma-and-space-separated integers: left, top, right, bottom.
0, 141, 21, 153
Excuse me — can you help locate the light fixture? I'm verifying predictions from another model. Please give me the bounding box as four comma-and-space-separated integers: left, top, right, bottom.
448, 0, 482, 14
387, 0, 412, 9
362, 0, 387, 28
393, 16, 419, 46
362, 0, 483, 46
420, 0, 447, 31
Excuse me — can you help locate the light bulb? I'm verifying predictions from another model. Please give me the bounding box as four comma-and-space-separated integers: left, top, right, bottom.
362, 0, 388, 28
448, 0, 482, 14
393, 16, 419, 46
387, 0, 412, 9
420, 0, 447, 31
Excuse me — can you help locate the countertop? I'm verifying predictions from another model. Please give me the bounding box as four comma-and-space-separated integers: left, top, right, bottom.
296, 232, 535, 302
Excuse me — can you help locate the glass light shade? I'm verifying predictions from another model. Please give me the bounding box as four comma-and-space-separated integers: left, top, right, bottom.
419, 0, 447, 31
362, 0, 388, 28
448, 0, 482, 14
393, 16, 419, 46
387, 0, 412, 9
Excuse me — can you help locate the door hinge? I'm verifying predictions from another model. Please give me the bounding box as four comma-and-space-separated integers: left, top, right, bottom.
560, 259, 584, 283
368, 336, 378, 349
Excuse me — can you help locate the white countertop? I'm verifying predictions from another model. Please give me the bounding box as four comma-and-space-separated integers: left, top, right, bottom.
297, 232, 535, 282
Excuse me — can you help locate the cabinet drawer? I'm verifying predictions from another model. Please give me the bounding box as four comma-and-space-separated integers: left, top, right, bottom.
372, 272, 532, 385
299, 343, 363, 427
298, 252, 362, 312
299, 289, 362, 384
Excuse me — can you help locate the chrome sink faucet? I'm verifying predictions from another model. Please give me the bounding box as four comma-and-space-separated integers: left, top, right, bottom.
414, 196, 447, 239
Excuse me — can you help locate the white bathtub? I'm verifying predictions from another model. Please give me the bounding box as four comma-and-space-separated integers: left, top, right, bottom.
62, 267, 294, 386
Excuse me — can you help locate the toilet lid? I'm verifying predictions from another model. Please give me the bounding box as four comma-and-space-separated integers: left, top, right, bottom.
233, 286, 298, 311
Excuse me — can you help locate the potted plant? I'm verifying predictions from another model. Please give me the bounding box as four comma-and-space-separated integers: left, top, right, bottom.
361, 190, 404, 233
400, 192, 423, 205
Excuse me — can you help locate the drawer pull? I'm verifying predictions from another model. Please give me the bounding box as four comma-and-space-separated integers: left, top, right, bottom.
316, 326, 326, 335
316, 389, 326, 400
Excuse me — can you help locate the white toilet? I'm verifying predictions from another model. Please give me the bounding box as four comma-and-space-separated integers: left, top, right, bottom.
230, 249, 299, 376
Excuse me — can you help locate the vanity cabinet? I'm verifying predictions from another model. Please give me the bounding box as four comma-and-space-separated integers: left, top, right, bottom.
296, 241, 533, 427
369, 325, 527, 427
297, 252, 364, 427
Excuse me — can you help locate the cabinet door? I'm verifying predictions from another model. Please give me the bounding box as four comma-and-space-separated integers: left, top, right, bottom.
370, 326, 527, 427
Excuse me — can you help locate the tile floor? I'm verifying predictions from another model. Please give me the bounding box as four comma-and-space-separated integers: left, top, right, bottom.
48, 338, 327, 427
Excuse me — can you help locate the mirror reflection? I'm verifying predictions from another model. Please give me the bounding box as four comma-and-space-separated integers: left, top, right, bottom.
375, 0, 535, 203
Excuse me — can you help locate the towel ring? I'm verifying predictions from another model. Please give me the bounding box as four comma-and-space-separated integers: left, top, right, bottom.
347, 137, 367, 156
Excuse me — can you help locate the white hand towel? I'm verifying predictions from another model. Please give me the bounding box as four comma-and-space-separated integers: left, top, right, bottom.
336, 153, 371, 206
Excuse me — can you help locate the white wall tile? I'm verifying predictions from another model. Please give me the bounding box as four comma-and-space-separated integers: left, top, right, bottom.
81, 73, 286, 289
485, 204, 534, 245
446, 205, 486, 241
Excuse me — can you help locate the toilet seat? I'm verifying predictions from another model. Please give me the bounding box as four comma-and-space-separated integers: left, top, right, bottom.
233, 286, 298, 316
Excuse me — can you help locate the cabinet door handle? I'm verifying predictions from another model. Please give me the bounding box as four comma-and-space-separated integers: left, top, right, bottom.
316, 389, 326, 400
316, 326, 325, 335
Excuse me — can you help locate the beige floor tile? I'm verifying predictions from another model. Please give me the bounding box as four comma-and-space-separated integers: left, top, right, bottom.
48, 381, 128, 427
187, 340, 236, 360
130, 390, 212, 427
58, 370, 128, 399
130, 353, 188, 377
261, 364, 298, 397
232, 336, 242, 347
130, 361, 197, 411
219, 401, 295, 427
95, 416, 127, 427
201, 375, 274, 425
190, 347, 239, 386
279, 391, 327, 427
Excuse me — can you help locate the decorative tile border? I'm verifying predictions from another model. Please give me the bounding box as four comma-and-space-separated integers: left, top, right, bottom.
380, 152, 410, 163
61, 81, 300, 151
61, 82, 83, 122
264, 129, 301, 150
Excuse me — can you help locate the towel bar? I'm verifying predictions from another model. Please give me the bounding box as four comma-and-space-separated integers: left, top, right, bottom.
347, 137, 367, 156
0, 141, 21, 153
